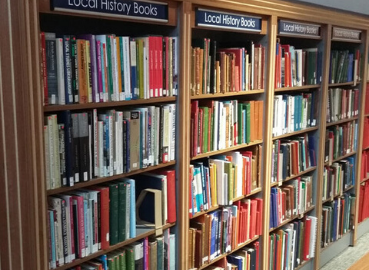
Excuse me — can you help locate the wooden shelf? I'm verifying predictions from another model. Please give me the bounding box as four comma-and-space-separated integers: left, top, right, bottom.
54, 223, 175, 270
322, 185, 355, 204
321, 230, 352, 252
191, 90, 264, 99
361, 176, 369, 183
328, 82, 355, 87
269, 205, 315, 233
270, 167, 317, 187
191, 140, 263, 160
190, 188, 262, 219
275, 85, 320, 92
44, 96, 177, 112
324, 151, 356, 166
362, 145, 369, 151
272, 126, 318, 140
197, 235, 260, 270
326, 116, 358, 127
47, 161, 175, 195
365, 113, 369, 117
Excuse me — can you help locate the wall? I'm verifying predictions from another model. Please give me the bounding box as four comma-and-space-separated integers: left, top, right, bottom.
292, 0, 369, 16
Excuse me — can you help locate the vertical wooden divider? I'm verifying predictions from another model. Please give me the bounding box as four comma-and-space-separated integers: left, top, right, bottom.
353, 30, 369, 246
261, 15, 277, 270
178, 2, 191, 270
314, 24, 332, 270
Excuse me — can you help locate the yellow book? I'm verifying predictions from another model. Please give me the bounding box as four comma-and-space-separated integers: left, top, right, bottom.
85, 40, 92, 103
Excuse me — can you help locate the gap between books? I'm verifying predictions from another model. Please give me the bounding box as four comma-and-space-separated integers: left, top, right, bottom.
269, 205, 315, 233
190, 187, 262, 219
272, 126, 318, 141
270, 167, 317, 188
197, 235, 260, 270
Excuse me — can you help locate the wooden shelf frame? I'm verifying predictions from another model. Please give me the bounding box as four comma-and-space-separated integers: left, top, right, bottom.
272, 126, 319, 140
274, 84, 321, 92
270, 166, 317, 187
326, 116, 359, 127
324, 151, 357, 166
328, 82, 355, 87
322, 185, 355, 204
44, 97, 177, 112
190, 89, 264, 99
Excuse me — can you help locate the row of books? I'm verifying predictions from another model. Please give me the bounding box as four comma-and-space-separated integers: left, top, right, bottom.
41, 33, 178, 106
44, 105, 176, 189
271, 135, 316, 183
226, 242, 260, 270
270, 178, 313, 229
67, 230, 175, 270
48, 171, 176, 268
358, 182, 369, 223
325, 121, 358, 164
191, 100, 263, 157
188, 199, 263, 268
269, 217, 318, 270
321, 194, 356, 247
191, 39, 265, 95
326, 88, 359, 123
189, 147, 262, 216
329, 50, 361, 84
361, 150, 369, 181
272, 93, 318, 137
275, 44, 321, 88
322, 159, 355, 201
362, 117, 369, 150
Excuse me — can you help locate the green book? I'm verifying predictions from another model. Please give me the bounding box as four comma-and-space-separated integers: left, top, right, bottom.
298, 221, 305, 263
224, 162, 233, 203
120, 249, 127, 270
245, 103, 251, 143
109, 183, 119, 245
210, 106, 214, 151
238, 103, 243, 144
125, 246, 135, 270
116, 181, 127, 242
201, 107, 209, 153
108, 254, 117, 270
156, 236, 164, 270
106, 35, 114, 101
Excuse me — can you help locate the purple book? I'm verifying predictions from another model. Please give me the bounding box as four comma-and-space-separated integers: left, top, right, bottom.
79, 34, 98, 102
95, 40, 103, 102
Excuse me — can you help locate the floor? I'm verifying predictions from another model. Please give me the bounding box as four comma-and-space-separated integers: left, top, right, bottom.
320, 231, 369, 270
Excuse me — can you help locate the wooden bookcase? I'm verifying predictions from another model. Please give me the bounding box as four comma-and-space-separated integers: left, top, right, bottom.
3, 0, 369, 270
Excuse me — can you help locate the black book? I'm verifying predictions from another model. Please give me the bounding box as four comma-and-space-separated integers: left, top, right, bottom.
58, 110, 74, 186
123, 119, 128, 173
45, 36, 58, 105
71, 113, 80, 183
210, 40, 217, 93
78, 112, 89, 182
70, 36, 79, 104
62, 35, 73, 104
58, 123, 66, 186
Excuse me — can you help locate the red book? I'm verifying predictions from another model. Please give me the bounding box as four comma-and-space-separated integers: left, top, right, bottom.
365, 84, 369, 115
89, 186, 110, 250
157, 36, 163, 97
281, 191, 286, 221
40, 32, 48, 106
303, 217, 312, 261
240, 151, 253, 194
199, 108, 204, 153
255, 198, 263, 236
254, 241, 260, 270
157, 169, 177, 223
250, 200, 257, 239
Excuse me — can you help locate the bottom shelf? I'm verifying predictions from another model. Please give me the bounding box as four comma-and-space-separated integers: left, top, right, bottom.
198, 235, 260, 270
321, 229, 352, 252
54, 223, 175, 270
294, 258, 312, 270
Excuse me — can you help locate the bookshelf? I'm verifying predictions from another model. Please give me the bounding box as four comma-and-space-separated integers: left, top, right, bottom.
4, 0, 369, 269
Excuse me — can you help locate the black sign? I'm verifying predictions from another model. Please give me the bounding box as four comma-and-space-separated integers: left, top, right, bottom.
332, 27, 361, 41
279, 20, 321, 37
51, 0, 168, 22
195, 8, 262, 32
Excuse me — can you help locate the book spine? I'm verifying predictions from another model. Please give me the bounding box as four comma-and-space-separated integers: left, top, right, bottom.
63, 36, 73, 104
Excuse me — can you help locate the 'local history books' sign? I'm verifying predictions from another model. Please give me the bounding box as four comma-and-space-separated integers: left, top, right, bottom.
332, 27, 361, 41
51, 0, 168, 22
278, 20, 321, 37
195, 8, 262, 32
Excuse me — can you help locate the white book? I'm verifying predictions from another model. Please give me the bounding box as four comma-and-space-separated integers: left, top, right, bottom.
44, 125, 51, 190
111, 35, 118, 101
55, 38, 65, 105
230, 152, 243, 198
52, 115, 61, 188
93, 110, 99, 177
296, 49, 303, 86
309, 216, 318, 258
155, 107, 161, 165
98, 121, 104, 177
108, 114, 114, 176
170, 104, 176, 161
116, 111, 123, 174
251, 42, 254, 90
122, 37, 131, 100
213, 101, 219, 151
169, 234, 176, 270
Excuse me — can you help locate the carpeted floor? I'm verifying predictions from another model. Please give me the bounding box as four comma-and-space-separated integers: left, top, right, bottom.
320, 231, 369, 270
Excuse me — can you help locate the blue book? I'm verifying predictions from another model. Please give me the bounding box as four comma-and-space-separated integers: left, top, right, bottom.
83, 199, 89, 254
95, 35, 108, 102
348, 54, 354, 82
96, 254, 108, 270
194, 163, 208, 210
49, 210, 56, 269
227, 254, 243, 270
122, 178, 136, 238
193, 167, 203, 212
130, 38, 138, 99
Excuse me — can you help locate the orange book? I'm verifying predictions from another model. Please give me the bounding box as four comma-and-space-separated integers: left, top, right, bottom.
258, 101, 264, 140
77, 39, 87, 103
254, 101, 260, 141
